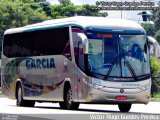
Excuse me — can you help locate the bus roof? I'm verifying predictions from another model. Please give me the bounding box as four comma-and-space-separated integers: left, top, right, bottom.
4, 16, 145, 35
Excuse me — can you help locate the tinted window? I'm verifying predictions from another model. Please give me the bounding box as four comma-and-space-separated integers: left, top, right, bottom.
3, 27, 70, 57
72, 27, 85, 70
63, 40, 72, 60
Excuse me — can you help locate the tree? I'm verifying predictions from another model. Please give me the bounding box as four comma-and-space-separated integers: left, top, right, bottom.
58, 0, 72, 6
0, 0, 51, 53
34, 0, 46, 2
75, 4, 108, 17
98, 12, 108, 17
30, 2, 52, 17
155, 30, 160, 44
141, 23, 155, 36
154, 16, 160, 32
0, 0, 50, 29
51, 4, 108, 18
151, 4, 160, 34
17, 0, 34, 3
150, 56, 160, 96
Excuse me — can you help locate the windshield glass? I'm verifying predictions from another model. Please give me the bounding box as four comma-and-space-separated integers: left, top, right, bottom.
120, 35, 150, 77
87, 32, 150, 80
87, 32, 121, 77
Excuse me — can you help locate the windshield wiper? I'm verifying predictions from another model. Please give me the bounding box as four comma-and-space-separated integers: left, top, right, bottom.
104, 57, 118, 80
122, 54, 138, 80
89, 58, 117, 80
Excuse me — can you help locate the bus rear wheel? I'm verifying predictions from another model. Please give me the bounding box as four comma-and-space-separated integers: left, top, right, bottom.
118, 103, 132, 112
59, 86, 79, 110
16, 84, 35, 107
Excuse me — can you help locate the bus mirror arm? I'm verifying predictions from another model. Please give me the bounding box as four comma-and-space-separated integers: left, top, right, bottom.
77, 33, 88, 54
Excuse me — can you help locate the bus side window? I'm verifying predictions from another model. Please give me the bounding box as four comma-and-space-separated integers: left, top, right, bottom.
78, 41, 85, 71
63, 40, 72, 60
72, 26, 85, 71
3, 34, 21, 58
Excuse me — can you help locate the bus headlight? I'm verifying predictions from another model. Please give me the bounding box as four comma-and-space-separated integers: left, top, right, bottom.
92, 83, 104, 89
82, 78, 88, 84
138, 84, 150, 91
91, 78, 104, 89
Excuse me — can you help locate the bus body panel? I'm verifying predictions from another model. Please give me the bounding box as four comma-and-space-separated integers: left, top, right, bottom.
1, 56, 16, 99
2, 55, 78, 101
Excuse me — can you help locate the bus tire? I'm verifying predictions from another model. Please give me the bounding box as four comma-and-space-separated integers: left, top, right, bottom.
118, 103, 132, 112
59, 86, 79, 110
16, 84, 35, 107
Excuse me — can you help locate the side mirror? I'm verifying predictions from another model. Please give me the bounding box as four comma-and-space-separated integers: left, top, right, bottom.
77, 33, 88, 54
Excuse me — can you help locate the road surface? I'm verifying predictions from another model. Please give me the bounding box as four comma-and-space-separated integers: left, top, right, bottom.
0, 96, 160, 120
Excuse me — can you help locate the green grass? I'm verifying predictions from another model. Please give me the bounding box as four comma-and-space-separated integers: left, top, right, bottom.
152, 93, 160, 98
152, 93, 160, 99
0, 90, 2, 96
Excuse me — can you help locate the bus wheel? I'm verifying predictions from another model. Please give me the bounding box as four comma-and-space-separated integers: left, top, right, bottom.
59, 87, 79, 110
118, 103, 132, 112
16, 84, 35, 107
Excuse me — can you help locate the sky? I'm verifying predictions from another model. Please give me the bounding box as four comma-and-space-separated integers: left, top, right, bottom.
46, 0, 159, 23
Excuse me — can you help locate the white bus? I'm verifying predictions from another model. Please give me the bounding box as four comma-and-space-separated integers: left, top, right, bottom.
1, 16, 151, 112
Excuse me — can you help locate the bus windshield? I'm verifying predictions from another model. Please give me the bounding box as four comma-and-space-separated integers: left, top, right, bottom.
86, 32, 150, 81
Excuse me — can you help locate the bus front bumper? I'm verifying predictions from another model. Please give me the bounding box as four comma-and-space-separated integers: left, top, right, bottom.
83, 85, 150, 104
